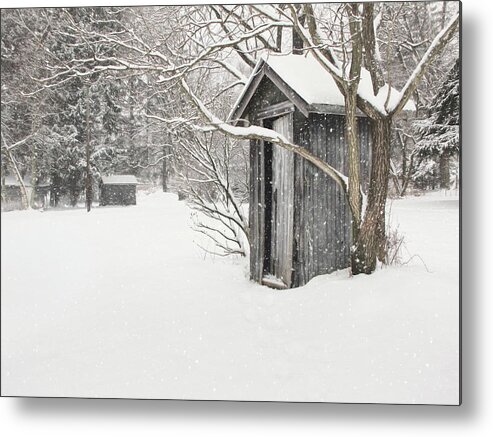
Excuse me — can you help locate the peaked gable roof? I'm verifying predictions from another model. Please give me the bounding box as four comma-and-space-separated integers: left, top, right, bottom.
2, 175, 50, 188
3, 175, 32, 187
101, 175, 138, 185
229, 53, 415, 122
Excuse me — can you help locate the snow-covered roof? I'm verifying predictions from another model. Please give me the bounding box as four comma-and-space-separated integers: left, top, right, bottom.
3, 175, 32, 187
266, 53, 345, 107
229, 53, 415, 121
101, 175, 138, 185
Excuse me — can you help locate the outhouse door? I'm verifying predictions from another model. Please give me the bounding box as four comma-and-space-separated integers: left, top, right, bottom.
267, 113, 294, 288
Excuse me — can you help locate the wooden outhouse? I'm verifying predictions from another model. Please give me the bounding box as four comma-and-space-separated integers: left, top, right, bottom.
100, 175, 138, 206
229, 53, 376, 289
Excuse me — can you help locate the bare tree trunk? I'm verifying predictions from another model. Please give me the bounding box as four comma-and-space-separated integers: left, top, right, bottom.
346, 93, 362, 241
362, 3, 385, 94
352, 117, 391, 274
442, 1, 448, 28
69, 177, 79, 207
30, 148, 38, 207
400, 152, 416, 196
50, 173, 61, 207
345, 4, 364, 241
4, 147, 30, 209
85, 86, 92, 212
162, 144, 168, 192
275, 26, 283, 53
439, 153, 450, 189
401, 134, 407, 185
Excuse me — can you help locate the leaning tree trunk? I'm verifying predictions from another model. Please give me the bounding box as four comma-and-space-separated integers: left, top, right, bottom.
352, 117, 391, 274
4, 146, 30, 209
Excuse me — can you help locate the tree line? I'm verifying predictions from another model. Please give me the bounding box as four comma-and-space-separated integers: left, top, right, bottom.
1, 3, 459, 274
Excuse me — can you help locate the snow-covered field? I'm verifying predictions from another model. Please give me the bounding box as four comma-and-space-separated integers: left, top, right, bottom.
1, 191, 459, 404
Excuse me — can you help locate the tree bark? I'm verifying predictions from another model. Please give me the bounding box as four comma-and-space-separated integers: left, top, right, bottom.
4, 147, 30, 209
439, 153, 450, 189
352, 117, 392, 274
400, 152, 415, 197
85, 85, 92, 212
346, 93, 362, 240
345, 3, 364, 241
69, 177, 79, 207
30, 149, 38, 207
362, 3, 385, 94
50, 173, 61, 207
162, 144, 168, 192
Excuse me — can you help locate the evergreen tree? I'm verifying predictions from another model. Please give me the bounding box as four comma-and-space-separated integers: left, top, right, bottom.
1, 8, 131, 207
414, 59, 460, 189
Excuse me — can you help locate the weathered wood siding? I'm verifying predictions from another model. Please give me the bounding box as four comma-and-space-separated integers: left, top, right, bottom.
292, 113, 371, 287
245, 74, 372, 288
247, 79, 288, 284
271, 114, 294, 287
249, 77, 291, 114
100, 184, 137, 206
249, 137, 264, 283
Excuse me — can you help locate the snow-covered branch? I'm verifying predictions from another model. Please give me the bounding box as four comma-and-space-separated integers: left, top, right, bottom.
389, 13, 459, 116
179, 78, 349, 191
1, 132, 31, 209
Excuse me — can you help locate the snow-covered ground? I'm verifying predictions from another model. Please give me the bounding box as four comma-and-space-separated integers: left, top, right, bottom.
1, 190, 459, 404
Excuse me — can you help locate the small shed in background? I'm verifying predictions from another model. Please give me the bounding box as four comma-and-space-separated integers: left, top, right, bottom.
100, 175, 138, 206
1, 176, 31, 211
1, 175, 50, 211
229, 53, 414, 289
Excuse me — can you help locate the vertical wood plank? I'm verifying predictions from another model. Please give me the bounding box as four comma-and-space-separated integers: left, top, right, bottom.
271, 113, 294, 287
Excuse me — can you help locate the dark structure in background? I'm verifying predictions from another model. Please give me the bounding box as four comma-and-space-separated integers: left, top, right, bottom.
229, 53, 373, 289
100, 175, 138, 206
1, 175, 50, 211
1, 176, 29, 211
